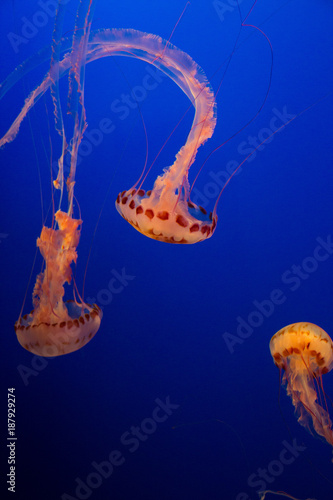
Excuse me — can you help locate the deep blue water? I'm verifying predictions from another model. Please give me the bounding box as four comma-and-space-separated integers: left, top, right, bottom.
1, 1, 333, 499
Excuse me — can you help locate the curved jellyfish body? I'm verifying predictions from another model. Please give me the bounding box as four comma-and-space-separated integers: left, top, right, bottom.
113, 34, 217, 243
1, 29, 217, 244
270, 322, 333, 450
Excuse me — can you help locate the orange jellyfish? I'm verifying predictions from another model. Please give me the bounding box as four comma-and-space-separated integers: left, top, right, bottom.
1, 29, 217, 246
2, 0, 102, 356
14, 211, 102, 357
115, 39, 217, 243
270, 322, 333, 452
114, 3, 273, 244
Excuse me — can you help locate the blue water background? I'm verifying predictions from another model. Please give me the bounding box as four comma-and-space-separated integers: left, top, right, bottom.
0, 1, 333, 499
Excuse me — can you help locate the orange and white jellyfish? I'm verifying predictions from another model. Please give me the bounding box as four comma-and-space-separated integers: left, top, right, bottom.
114, 4, 274, 243
114, 36, 217, 243
1, 0, 102, 356
270, 322, 333, 452
15, 211, 102, 357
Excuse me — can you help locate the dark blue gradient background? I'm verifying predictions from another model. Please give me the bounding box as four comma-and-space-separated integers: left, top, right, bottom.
0, 1, 333, 499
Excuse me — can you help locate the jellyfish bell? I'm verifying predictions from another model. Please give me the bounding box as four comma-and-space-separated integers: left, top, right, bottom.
270, 322, 333, 376
270, 322, 333, 450
116, 188, 217, 244
15, 301, 102, 357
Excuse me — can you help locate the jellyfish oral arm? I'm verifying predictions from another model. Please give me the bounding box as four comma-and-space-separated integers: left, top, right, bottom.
32, 210, 81, 324
286, 366, 333, 446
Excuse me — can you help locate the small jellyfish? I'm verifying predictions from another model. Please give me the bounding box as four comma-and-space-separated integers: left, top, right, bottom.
270, 322, 333, 450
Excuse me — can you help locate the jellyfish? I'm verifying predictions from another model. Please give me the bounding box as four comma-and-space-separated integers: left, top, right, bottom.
114, 2, 274, 244
114, 36, 217, 244
270, 322, 333, 451
15, 211, 102, 357
4, 0, 103, 356
1, 30, 217, 246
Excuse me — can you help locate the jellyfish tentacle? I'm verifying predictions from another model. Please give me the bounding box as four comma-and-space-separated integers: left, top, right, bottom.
50, 0, 69, 208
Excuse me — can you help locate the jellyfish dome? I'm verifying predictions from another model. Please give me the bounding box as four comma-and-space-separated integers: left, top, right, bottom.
270, 322, 333, 449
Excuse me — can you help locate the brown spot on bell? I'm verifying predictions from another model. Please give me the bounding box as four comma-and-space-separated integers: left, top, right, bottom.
157, 211, 169, 220
145, 209, 154, 219
176, 215, 188, 227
